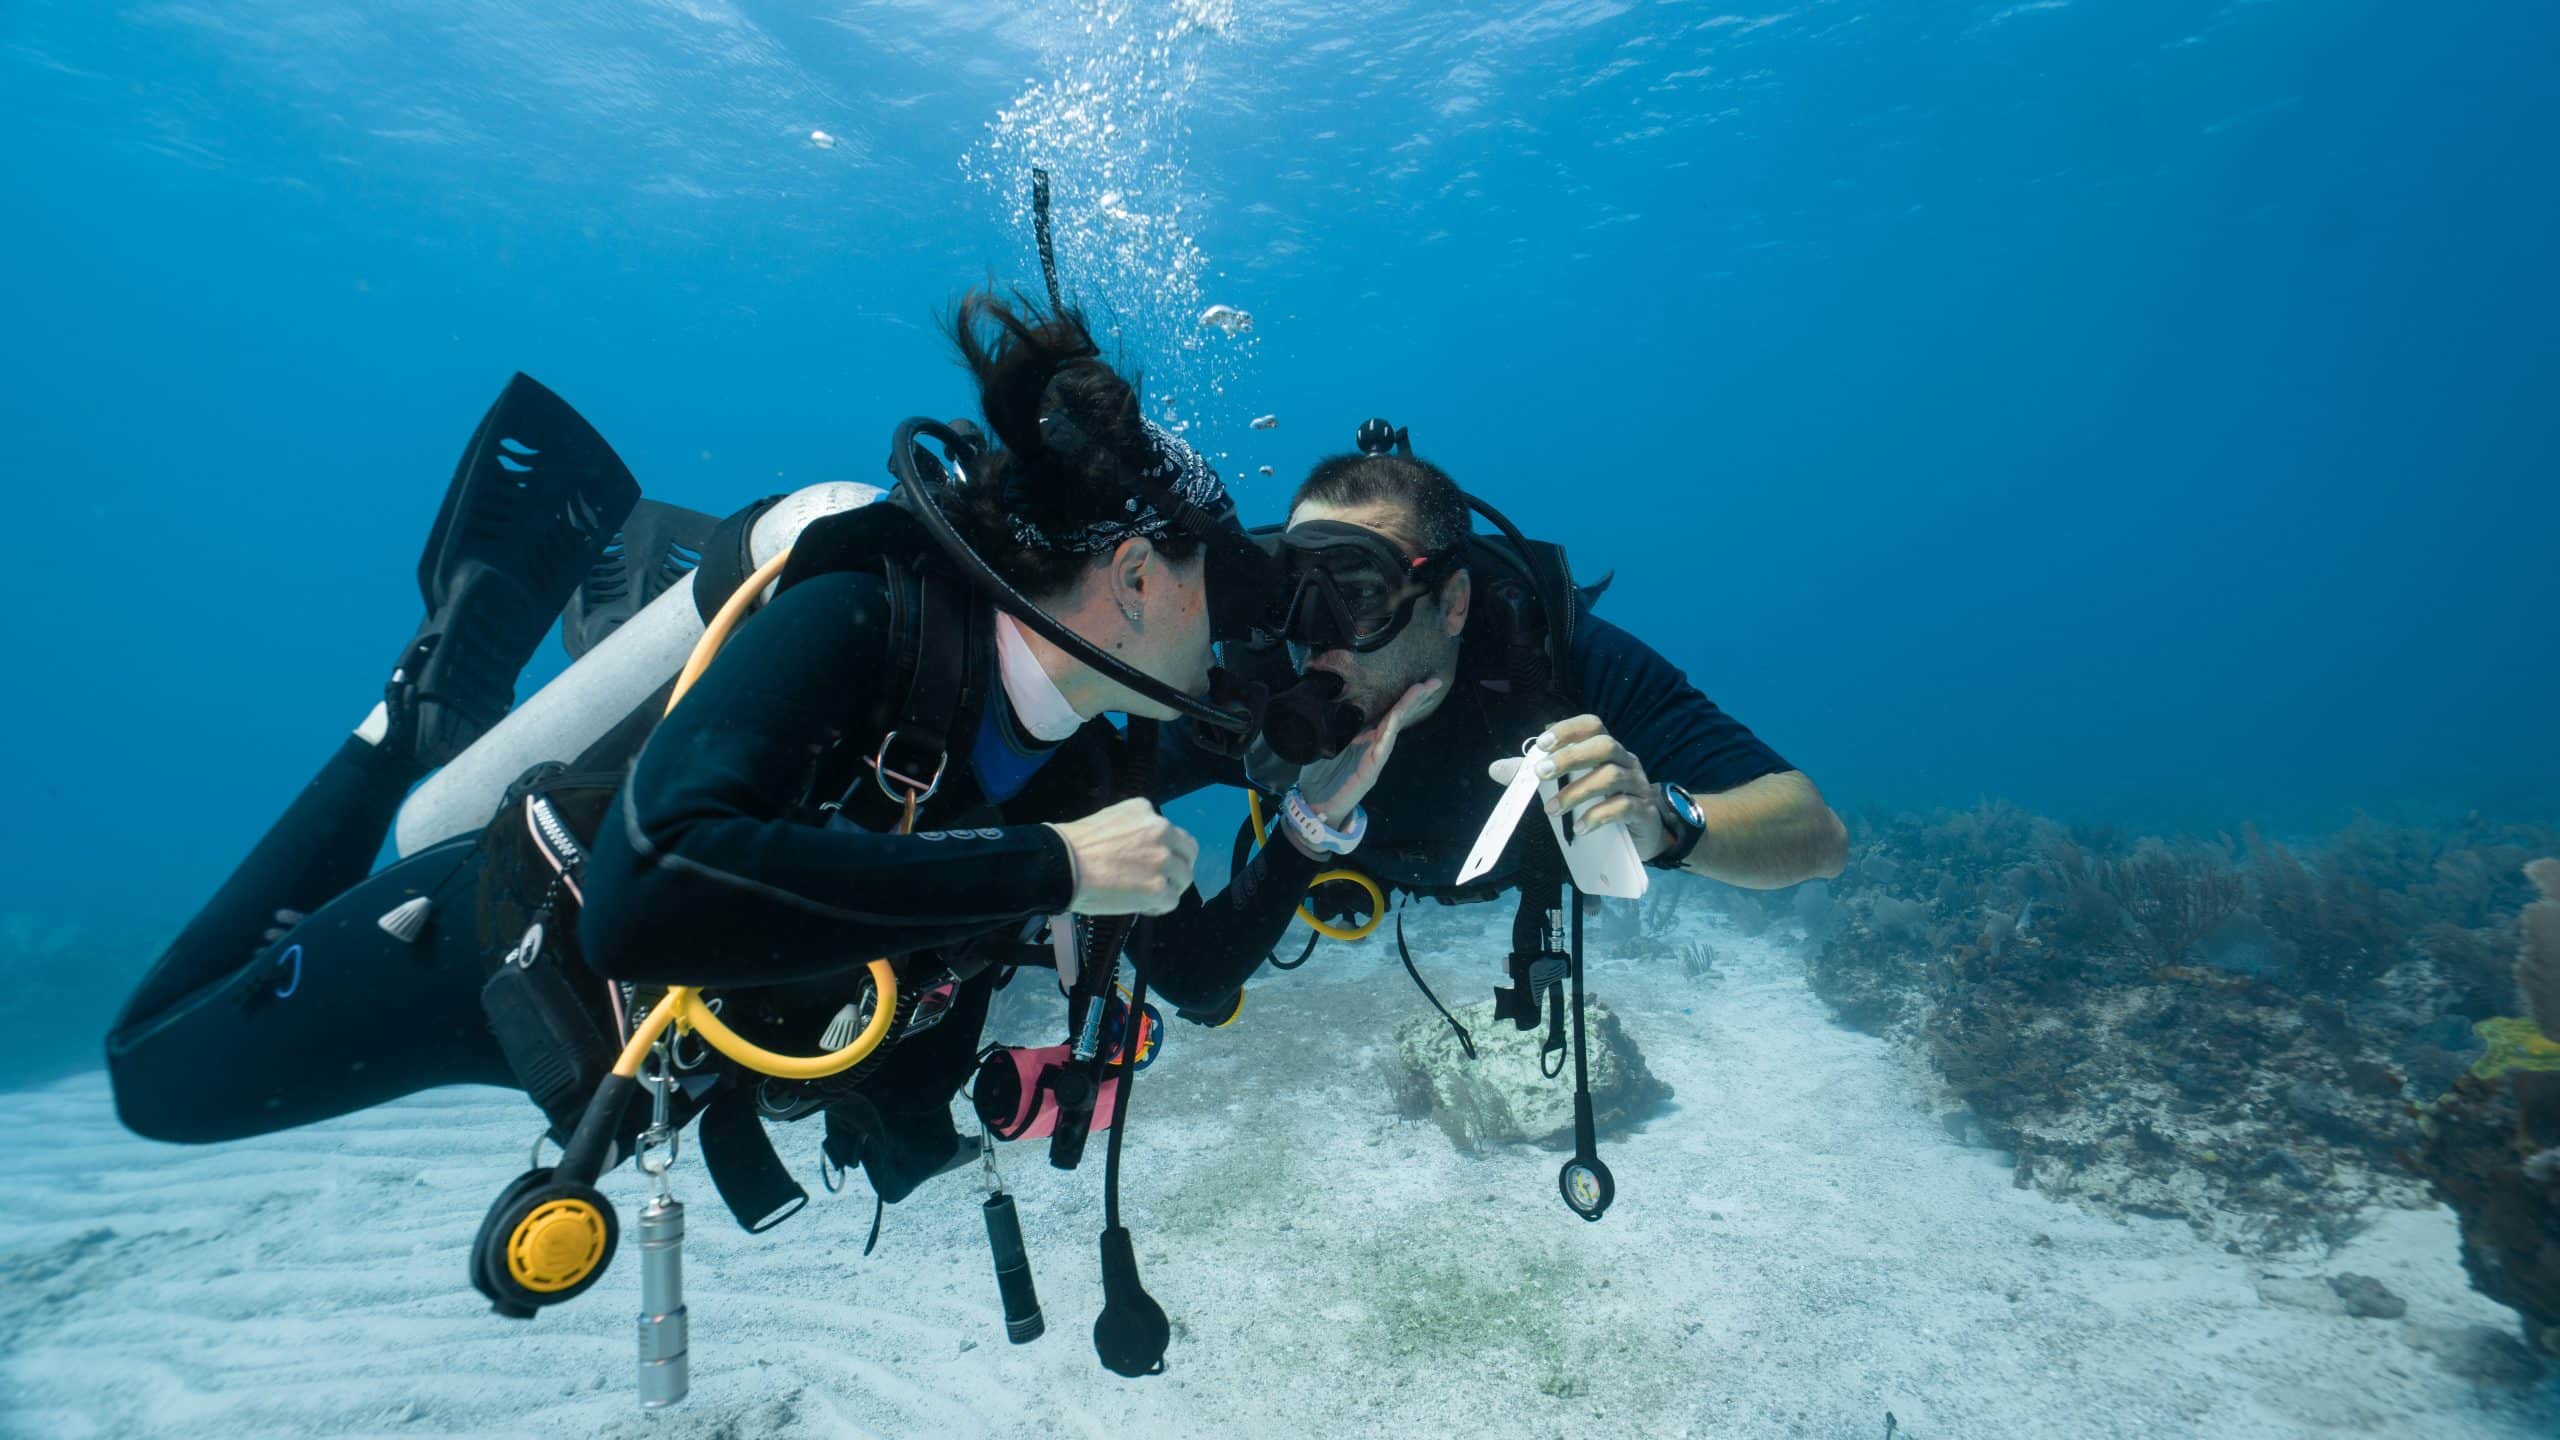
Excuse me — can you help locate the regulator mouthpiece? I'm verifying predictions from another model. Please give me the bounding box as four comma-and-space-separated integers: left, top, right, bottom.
1260, 670, 1366, 765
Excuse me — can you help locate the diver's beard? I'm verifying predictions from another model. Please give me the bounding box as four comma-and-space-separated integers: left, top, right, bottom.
1321, 639, 1440, 726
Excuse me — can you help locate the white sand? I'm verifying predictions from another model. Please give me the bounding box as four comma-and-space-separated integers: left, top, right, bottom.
4, 908, 2553, 1438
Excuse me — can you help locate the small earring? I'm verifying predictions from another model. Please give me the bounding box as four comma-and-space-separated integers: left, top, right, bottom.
1121, 605, 1143, 624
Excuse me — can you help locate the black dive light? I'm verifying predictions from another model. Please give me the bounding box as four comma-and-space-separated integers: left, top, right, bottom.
982, 1190, 1045, 1343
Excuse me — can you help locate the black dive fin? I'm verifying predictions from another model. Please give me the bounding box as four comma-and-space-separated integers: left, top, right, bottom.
1577, 570, 1614, 610
562, 499, 720, 660
392, 374, 641, 769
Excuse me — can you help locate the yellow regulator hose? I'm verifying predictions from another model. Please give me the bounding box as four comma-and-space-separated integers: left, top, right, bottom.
1248, 790, 1386, 943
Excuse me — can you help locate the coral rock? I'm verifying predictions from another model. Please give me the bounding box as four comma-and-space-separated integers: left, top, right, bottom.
1386, 997, 1668, 1152
2402, 1322, 2547, 1383
2408, 1073, 2560, 1358
2254, 1276, 2346, 1314
2326, 1272, 2408, 1319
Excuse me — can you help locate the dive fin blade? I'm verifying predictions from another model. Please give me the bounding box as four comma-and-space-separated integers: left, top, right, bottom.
562, 498, 719, 660
401, 374, 642, 768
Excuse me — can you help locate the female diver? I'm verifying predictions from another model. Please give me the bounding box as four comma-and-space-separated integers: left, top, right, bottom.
104, 293, 1415, 1252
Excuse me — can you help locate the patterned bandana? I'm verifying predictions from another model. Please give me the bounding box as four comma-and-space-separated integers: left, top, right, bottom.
1012, 417, 1230, 555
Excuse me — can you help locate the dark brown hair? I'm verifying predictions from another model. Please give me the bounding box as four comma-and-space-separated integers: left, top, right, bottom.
945, 291, 1202, 598
1291, 451, 1471, 558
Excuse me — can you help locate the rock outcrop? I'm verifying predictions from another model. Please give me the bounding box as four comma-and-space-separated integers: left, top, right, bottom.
1386, 996, 1669, 1152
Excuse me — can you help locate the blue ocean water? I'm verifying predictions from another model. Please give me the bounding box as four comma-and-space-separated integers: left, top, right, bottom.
8, 8, 2560, 1433
2, 3, 2553, 1023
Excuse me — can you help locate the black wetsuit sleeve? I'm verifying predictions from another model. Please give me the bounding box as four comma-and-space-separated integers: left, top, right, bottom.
1144, 823, 1324, 1013
579, 570, 1078, 986
1573, 611, 1794, 793
1141, 719, 1311, 1012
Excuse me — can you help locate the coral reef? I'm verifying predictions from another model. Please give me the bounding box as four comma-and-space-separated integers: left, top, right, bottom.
1807, 805, 2559, 1254
1591, 880, 1718, 979
2407, 1065, 2560, 1359
2470, 1017, 2560, 1081
2402, 856, 2560, 1361
2521, 858, 2560, 1041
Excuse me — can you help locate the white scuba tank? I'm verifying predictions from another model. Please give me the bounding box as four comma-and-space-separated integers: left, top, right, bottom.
391, 481, 885, 857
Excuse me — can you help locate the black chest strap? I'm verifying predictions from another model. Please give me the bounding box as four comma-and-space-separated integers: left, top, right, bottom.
834, 559, 992, 833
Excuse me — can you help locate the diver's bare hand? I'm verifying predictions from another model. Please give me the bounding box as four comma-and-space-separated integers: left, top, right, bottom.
1534, 714, 1666, 859
1297, 678, 1440, 828
1050, 799, 1198, 916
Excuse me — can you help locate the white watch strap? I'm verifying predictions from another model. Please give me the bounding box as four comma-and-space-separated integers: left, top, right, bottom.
1283, 787, 1367, 855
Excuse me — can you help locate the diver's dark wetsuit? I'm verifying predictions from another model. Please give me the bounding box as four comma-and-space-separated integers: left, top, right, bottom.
1152, 604, 1794, 1010
106, 561, 1315, 1152
575, 562, 1320, 1187
581, 562, 1315, 1002
105, 739, 513, 1142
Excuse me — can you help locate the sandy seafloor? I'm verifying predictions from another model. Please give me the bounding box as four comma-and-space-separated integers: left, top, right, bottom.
5, 904, 2555, 1440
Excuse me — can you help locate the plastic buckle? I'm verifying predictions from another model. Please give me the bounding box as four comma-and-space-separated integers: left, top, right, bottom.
869, 729, 949, 805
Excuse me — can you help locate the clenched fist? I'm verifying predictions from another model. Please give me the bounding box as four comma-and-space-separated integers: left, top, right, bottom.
1047, 798, 1199, 916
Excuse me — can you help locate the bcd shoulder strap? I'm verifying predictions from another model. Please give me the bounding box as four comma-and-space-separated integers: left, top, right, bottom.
776, 498, 993, 833
1462, 532, 1597, 707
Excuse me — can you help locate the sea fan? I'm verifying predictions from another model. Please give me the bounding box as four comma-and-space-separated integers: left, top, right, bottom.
2520, 857, 2560, 1041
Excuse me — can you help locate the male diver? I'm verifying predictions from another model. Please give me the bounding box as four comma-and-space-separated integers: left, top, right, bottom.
1144, 426, 1848, 1027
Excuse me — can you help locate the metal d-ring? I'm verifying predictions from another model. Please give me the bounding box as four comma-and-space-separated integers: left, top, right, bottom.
870, 730, 949, 805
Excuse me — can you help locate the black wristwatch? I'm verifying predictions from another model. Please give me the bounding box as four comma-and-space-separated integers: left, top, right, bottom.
1650, 782, 1707, 870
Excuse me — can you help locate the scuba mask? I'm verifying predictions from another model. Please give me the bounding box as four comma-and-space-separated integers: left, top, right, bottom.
1266, 520, 1460, 656
1188, 518, 1458, 767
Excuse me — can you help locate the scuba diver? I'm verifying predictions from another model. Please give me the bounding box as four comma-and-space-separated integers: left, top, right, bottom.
1143, 426, 1849, 1217
1150, 426, 1848, 1011
104, 293, 1396, 1369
